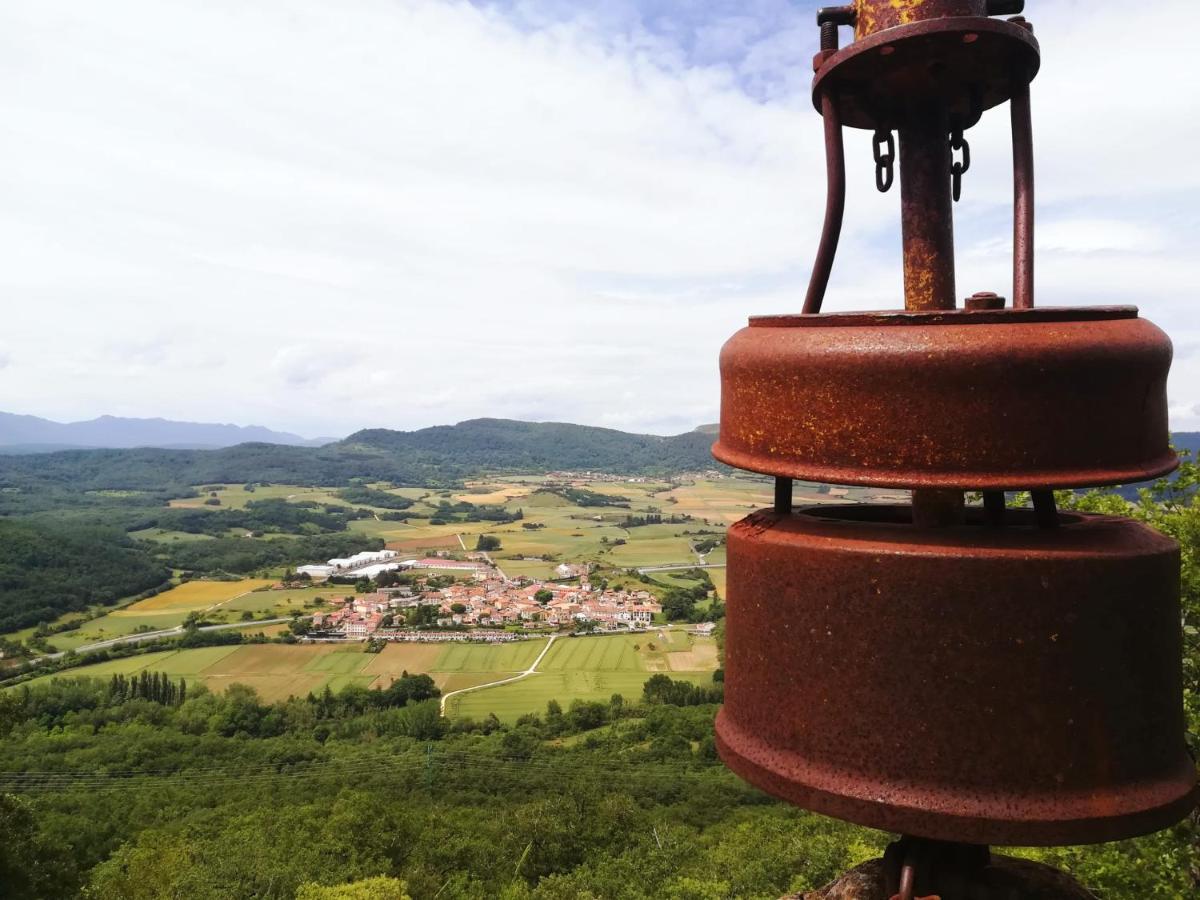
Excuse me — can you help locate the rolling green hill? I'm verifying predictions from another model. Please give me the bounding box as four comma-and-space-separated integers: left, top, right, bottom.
0, 419, 719, 504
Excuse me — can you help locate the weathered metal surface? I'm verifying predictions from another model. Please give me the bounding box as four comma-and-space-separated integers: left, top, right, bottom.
899, 112, 956, 310
801, 91, 846, 315
714, 307, 1176, 489
717, 0, 1195, 863
715, 506, 1198, 845
853, 0, 986, 40
812, 16, 1039, 131
1011, 76, 1035, 308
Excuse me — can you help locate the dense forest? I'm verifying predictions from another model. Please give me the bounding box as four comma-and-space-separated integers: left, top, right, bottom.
0, 420, 720, 505
0, 494, 388, 631
0, 671, 1194, 899
0, 519, 170, 633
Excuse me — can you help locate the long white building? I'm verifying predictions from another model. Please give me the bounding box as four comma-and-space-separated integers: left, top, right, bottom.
297, 549, 400, 579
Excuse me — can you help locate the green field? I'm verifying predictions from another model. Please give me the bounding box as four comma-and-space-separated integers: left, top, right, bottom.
16, 631, 718, 716
36, 583, 336, 653
433, 640, 547, 673
446, 631, 718, 722
449, 670, 715, 721
4, 473, 756, 657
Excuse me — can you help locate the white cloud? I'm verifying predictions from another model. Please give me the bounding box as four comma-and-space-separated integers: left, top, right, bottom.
0, 0, 1196, 437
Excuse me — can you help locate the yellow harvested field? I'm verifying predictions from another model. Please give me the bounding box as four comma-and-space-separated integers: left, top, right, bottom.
117, 579, 274, 614
361, 643, 444, 677
386, 534, 462, 552
642, 654, 670, 672
667, 640, 719, 671
454, 484, 533, 504
663, 480, 773, 524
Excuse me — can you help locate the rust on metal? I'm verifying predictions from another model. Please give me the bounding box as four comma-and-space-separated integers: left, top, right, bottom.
1011, 75, 1035, 308
812, 16, 1039, 131
715, 507, 1197, 845
900, 110, 957, 310
713, 0, 1196, 864
853, 0, 985, 40
714, 308, 1176, 490
801, 91, 846, 315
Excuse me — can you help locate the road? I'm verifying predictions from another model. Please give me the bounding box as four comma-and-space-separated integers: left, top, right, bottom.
28, 618, 298, 665
636, 563, 726, 574
438, 633, 558, 716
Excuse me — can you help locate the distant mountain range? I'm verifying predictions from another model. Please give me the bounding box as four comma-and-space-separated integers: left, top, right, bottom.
0, 411, 334, 452
0, 415, 1194, 505
0, 418, 723, 503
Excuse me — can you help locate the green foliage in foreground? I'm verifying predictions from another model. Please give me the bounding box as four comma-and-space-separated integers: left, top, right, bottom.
0, 667, 1196, 899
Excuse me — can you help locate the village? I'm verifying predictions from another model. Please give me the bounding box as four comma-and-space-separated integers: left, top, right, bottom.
298, 549, 666, 643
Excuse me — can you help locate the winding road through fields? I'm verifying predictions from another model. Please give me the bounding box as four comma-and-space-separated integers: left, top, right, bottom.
438, 633, 558, 716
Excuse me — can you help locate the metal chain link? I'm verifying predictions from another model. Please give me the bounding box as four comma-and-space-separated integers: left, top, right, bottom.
873, 129, 895, 192
949, 122, 970, 202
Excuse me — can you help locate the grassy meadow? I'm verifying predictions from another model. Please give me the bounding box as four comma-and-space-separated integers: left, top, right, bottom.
18, 631, 718, 715
37, 583, 339, 653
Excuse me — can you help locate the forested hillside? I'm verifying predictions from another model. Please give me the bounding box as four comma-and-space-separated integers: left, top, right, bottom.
2, 675, 1192, 899
0, 520, 170, 633
0, 419, 718, 504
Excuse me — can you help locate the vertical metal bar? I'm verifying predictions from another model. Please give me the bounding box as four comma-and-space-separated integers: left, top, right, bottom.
774, 477, 793, 515
899, 111, 957, 311
1011, 77, 1034, 309
899, 108, 963, 525
1032, 490, 1058, 528
802, 92, 846, 315
983, 491, 1006, 526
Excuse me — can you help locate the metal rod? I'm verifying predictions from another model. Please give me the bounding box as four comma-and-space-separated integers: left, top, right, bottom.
1011, 77, 1034, 309
899, 110, 957, 311
802, 92, 846, 314
1032, 490, 1058, 528
899, 108, 963, 525
774, 477, 793, 515
983, 490, 1006, 526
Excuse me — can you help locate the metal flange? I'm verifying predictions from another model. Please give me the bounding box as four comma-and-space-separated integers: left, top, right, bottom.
813, 15, 1040, 131
714, 306, 1176, 490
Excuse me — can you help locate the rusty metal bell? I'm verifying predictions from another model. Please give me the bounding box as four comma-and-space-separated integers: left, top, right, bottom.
712, 0, 1197, 852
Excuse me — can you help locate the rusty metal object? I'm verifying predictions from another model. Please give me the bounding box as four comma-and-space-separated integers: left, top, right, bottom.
900, 110, 956, 310
802, 91, 846, 315
812, 16, 1039, 132
853, 0, 985, 40
715, 307, 1176, 490
1011, 75, 1035, 308
715, 0, 1196, 872
715, 506, 1197, 845
794, 853, 1100, 900
964, 290, 1004, 310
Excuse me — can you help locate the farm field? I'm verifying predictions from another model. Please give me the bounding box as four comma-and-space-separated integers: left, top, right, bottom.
128, 528, 216, 542
168, 483, 319, 509
16, 631, 717, 714
37, 581, 328, 653
447, 630, 718, 721
5, 473, 759, 655
121, 579, 275, 613
449, 670, 715, 722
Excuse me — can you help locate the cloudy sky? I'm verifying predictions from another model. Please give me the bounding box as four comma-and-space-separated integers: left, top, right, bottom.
2, 0, 1197, 438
